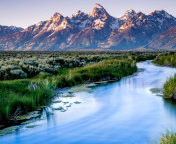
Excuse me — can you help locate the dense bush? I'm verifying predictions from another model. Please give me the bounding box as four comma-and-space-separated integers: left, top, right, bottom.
0, 55, 106, 80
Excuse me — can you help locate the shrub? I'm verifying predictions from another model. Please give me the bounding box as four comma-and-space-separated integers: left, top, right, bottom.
10, 69, 27, 79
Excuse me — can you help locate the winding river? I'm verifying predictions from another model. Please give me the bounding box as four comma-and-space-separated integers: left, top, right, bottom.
1, 61, 176, 144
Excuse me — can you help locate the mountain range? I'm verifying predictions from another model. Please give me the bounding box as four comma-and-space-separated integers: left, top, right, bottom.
0, 3, 176, 50
145, 27, 176, 49
0, 25, 23, 38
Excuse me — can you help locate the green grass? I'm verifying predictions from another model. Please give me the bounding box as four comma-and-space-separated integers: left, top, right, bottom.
46, 57, 137, 88
153, 53, 176, 67
153, 53, 176, 98
160, 132, 176, 144
163, 74, 176, 98
0, 57, 137, 124
133, 55, 157, 62
0, 79, 54, 124
153, 53, 176, 143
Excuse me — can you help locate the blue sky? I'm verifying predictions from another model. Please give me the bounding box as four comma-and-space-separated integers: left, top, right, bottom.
1, 0, 176, 28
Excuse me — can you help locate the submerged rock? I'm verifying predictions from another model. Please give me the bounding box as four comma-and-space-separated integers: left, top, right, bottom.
74, 101, 81, 104
63, 102, 69, 104
66, 104, 72, 107
0, 126, 19, 136
108, 80, 118, 82
62, 93, 75, 97
13, 111, 41, 121
21, 121, 33, 125
69, 87, 90, 92
52, 100, 62, 103
94, 81, 108, 85
26, 125, 39, 128
60, 109, 67, 112
54, 107, 64, 110
150, 88, 163, 94
68, 84, 97, 92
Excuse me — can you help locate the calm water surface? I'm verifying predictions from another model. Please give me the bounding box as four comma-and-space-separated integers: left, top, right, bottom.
1, 61, 176, 144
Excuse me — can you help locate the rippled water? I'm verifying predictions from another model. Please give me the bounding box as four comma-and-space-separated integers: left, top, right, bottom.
1, 61, 176, 144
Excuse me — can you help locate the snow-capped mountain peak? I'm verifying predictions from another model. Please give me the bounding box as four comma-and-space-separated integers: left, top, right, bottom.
89, 3, 108, 18
94, 3, 104, 9
0, 25, 24, 38
125, 9, 136, 17
149, 9, 173, 19
71, 10, 88, 18
1, 4, 176, 51
50, 12, 63, 21
120, 9, 136, 21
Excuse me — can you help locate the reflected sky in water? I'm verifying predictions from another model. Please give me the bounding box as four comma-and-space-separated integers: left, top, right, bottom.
1, 61, 176, 144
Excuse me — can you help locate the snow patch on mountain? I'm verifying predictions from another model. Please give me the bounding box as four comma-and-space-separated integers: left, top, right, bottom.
110, 18, 120, 29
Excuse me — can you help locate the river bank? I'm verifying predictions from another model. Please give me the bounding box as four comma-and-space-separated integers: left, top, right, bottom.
153, 53, 176, 143
0, 57, 137, 127
153, 54, 176, 99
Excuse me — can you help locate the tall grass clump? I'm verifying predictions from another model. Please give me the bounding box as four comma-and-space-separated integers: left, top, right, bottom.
163, 74, 176, 98
45, 57, 137, 88
0, 79, 54, 124
160, 132, 176, 144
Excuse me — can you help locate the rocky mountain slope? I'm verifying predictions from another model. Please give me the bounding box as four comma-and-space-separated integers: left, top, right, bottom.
0, 3, 176, 50
0, 25, 23, 38
145, 27, 176, 49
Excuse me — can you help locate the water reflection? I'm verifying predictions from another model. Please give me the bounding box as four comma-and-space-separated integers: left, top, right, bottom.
163, 98, 176, 117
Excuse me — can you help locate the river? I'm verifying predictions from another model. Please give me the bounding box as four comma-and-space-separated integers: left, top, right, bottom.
1, 61, 176, 144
